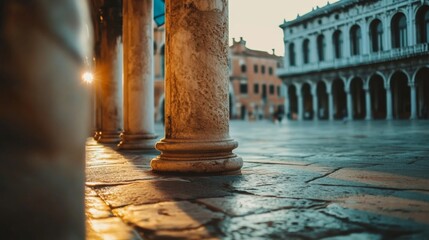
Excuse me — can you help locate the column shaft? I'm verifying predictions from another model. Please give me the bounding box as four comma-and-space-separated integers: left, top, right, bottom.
365, 89, 372, 120
386, 87, 393, 120
151, 0, 242, 173
347, 91, 353, 120
297, 93, 304, 121
0, 0, 91, 237
97, 2, 123, 143
312, 91, 318, 120
328, 91, 334, 120
282, 84, 290, 120
410, 83, 417, 120
119, 0, 157, 149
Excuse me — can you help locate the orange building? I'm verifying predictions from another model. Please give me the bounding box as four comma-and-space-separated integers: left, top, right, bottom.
229, 37, 285, 120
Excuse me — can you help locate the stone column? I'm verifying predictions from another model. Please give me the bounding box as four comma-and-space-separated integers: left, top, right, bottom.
0, 0, 91, 238
282, 84, 290, 120
328, 89, 335, 120
297, 91, 304, 121
151, 0, 243, 173
386, 84, 393, 120
97, 1, 123, 143
312, 88, 318, 120
410, 82, 417, 120
118, 0, 158, 150
365, 87, 372, 120
346, 89, 353, 120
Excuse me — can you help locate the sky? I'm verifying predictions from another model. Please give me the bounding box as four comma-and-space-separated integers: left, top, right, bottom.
229, 0, 339, 56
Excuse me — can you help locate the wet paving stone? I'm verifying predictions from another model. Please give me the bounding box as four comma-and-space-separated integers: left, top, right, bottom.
85, 121, 429, 239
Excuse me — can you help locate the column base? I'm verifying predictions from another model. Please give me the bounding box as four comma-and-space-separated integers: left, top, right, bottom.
97, 131, 121, 143
118, 133, 158, 150
151, 139, 243, 173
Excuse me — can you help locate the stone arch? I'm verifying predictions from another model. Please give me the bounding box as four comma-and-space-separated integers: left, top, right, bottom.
301, 82, 313, 120
388, 69, 410, 86
316, 80, 329, 119
287, 84, 298, 120
368, 73, 387, 119
332, 78, 347, 119
390, 71, 410, 119
413, 66, 429, 119
349, 77, 366, 119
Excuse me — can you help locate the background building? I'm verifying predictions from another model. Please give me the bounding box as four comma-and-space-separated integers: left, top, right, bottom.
278, 0, 429, 120
229, 37, 284, 120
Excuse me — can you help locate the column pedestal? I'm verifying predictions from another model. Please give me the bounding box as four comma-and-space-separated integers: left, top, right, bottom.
151, 0, 242, 173
118, 0, 157, 150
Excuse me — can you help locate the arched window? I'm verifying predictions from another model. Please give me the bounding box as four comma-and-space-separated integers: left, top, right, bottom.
160, 45, 165, 77
416, 7, 429, 43
350, 25, 362, 56
288, 43, 296, 66
317, 34, 326, 61
370, 19, 383, 52
333, 30, 343, 59
302, 39, 310, 64
392, 13, 407, 48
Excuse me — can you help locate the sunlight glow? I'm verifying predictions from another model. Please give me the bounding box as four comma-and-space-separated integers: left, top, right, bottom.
82, 72, 94, 84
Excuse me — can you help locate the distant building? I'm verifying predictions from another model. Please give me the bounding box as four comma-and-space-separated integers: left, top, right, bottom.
229, 37, 284, 120
278, 0, 429, 120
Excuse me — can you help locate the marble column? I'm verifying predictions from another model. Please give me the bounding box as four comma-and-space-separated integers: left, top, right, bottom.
328, 89, 335, 120
118, 0, 157, 150
297, 91, 304, 121
386, 84, 393, 120
312, 88, 318, 120
151, 0, 243, 173
282, 84, 290, 120
0, 0, 92, 238
346, 89, 353, 120
410, 82, 417, 120
365, 87, 372, 120
97, 1, 123, 143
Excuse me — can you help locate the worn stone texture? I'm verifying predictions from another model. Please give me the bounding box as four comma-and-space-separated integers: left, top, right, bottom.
151, 0, 242, 173
86, 121, 429, 239
119, 0, 157, 150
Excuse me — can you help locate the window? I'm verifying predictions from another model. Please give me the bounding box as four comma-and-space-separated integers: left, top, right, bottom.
254, 83, 259, 94
289, 43, 296, 66
269, 85, 275, 95
261, 66, 266, 74
277, 86, 281, 96
370, 19, 383, 52
333, 30, 343, 58
241, 64, 247, 73
416, 7, 429, 43
350, 25, 362, 55
240, 81, 248, 94
317, 34, 326, 61
392, 13, 407, 48
269, 67, 273, 75
303, 39, 310, 64
254, 64, 258, 73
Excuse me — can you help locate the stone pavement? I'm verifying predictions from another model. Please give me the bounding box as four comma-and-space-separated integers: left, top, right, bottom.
86, 120, 429, 239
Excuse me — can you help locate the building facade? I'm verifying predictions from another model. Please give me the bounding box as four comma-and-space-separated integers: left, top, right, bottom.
229, 38, 284, 120
278, 0, 429, 120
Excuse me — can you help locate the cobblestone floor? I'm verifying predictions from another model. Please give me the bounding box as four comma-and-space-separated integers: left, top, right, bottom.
86, 120, 429, 239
